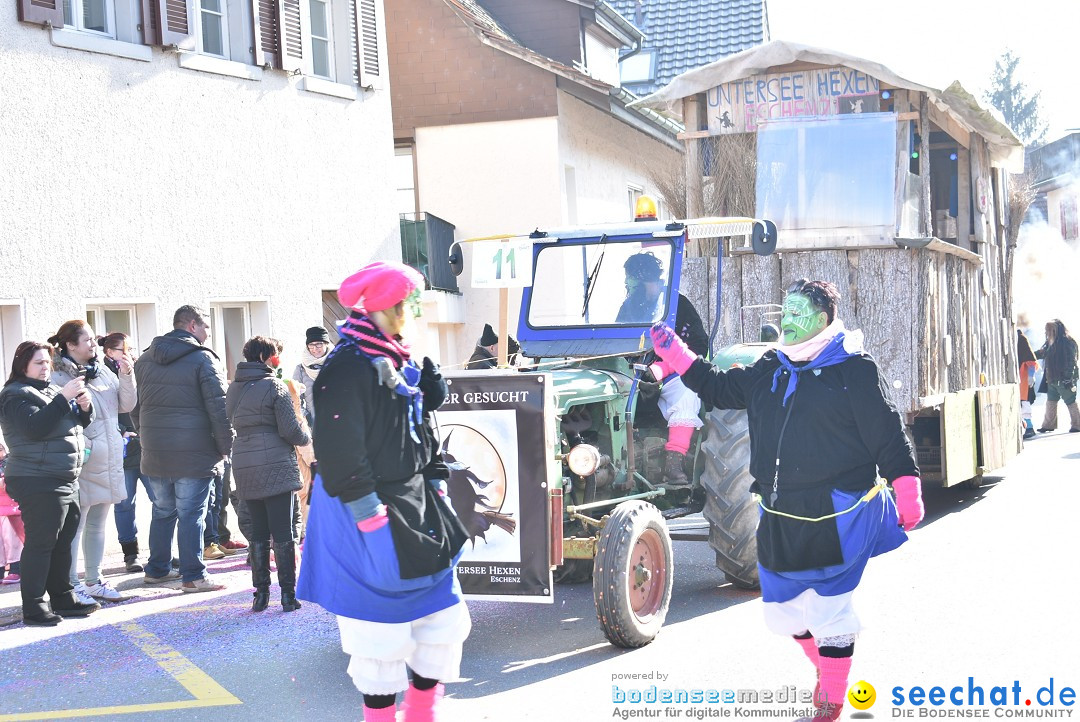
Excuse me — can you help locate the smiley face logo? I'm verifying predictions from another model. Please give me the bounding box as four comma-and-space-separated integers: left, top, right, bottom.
848, 680, 876, 710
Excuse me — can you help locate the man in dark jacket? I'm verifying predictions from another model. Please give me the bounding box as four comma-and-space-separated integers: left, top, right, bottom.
465, 324, 498, 370
133, 305, 234, 593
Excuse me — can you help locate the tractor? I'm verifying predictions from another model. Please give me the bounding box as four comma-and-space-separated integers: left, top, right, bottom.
445, 208, 777, 648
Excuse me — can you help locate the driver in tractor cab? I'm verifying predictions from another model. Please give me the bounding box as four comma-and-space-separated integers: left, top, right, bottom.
617, 251, 710, 500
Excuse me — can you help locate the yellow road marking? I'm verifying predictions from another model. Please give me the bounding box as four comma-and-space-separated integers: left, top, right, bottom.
0, 622, 242, 721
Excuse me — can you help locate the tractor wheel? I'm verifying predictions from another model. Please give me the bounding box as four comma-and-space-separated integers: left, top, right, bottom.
592, 501, 673, 648
700, 407, 760, 590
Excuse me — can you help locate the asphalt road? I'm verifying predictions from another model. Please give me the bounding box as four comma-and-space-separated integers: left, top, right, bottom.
2, 413, 1077, 721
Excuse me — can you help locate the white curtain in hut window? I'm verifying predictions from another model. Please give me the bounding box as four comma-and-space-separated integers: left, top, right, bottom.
755, 113, 897, 234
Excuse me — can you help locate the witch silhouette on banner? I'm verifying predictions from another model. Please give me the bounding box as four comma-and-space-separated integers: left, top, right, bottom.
440, 429, 517, 546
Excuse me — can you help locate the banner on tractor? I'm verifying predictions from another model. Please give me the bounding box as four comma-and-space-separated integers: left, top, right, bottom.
434, 372, 554, 603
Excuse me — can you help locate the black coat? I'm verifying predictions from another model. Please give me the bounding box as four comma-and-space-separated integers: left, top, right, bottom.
312, 345, 466, 578
0, 376, 93, 493
673, 294, 709, 356
132, 330, 233, 479
226, 363, 310, 501
465, 345, 496, 370
313, 346, 434, 503
681, 350, 917, 571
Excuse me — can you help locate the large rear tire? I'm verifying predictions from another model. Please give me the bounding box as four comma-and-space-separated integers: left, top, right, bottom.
592, 501, 673, 648
700, 407, 760, 589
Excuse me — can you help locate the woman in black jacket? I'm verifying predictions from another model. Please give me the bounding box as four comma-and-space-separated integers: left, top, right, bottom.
226, 336, 310, 612
1035, 319, 1079, 433
0, 341, 99, 626
650, 279, 922, 722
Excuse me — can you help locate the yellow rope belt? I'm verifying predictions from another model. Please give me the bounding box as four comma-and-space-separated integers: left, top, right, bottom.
754, 480, 887, 522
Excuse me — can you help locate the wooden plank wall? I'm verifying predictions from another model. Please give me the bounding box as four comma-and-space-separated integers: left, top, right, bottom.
690, 244, 1012, 416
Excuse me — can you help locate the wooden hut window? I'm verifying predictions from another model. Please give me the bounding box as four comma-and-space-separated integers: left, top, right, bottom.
755, 113, 896, 241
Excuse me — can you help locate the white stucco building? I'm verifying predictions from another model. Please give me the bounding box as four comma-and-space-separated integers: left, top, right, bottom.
0, 0, 397, 377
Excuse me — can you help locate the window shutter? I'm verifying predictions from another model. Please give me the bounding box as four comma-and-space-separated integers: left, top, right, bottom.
278, 0, 303, 72
141, 0, 159, 44
155, 0, 193, 47
16, 0, 64, 28
253, 0, 280, 68
355, 0, 380, 88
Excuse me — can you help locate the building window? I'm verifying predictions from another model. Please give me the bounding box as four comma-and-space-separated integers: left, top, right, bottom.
86, 304, 138, 346
628, 184, 643, 217
196, 0, 230, 59
0, 304, 25, 378
395, 146, 416, 215
62, 0, 115, 36
1061, 195, 1078, 241
620, 49, 656, 85
208, 301, 270, 380
308, 0, 334, 79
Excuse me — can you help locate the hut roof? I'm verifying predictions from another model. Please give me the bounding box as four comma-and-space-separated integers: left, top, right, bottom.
631, 39, 1024, 171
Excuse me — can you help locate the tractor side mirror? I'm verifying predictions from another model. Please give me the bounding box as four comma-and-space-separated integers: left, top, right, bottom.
448, 244, 464, 276
751, 220, 778, 256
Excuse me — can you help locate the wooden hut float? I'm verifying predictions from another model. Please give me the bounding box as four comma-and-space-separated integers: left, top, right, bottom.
634, 41, 1025, 486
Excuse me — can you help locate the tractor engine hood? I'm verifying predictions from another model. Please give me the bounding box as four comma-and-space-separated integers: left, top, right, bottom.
549, 368, 633, 415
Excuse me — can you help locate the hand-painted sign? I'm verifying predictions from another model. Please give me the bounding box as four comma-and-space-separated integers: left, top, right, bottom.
707, 66, 882, 133
434, 372, 554, 602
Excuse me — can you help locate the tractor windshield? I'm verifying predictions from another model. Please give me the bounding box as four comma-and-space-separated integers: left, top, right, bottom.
527, 239, 674, 329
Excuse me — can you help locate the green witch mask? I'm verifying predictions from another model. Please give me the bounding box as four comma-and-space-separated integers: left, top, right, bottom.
780, 293, 827, 345
404, 288, 424, 319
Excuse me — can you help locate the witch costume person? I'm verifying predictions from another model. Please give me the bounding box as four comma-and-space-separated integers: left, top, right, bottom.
649, 278, 923, 721
297, 261, 470, 722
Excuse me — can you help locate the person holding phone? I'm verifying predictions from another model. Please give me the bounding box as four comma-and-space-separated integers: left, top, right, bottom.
99, 332, 155, 572
50, 321, 137, 604
0, 341, 98, 625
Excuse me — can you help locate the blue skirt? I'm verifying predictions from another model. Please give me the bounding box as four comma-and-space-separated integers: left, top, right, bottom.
296, 475, 463, 624
759, 486, 907, 604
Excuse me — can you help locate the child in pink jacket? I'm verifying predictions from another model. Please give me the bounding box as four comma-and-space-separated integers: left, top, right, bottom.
0, 442, 26, 584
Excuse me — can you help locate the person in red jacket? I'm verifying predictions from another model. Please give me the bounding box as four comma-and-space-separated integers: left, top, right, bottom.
650, 279, 923, 721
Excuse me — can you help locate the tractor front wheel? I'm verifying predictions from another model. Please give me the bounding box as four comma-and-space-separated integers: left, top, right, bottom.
592, 501, 673, 648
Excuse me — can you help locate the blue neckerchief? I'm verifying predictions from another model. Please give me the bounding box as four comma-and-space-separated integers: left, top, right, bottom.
771, 333, 858, 406
397, 361, 424, 444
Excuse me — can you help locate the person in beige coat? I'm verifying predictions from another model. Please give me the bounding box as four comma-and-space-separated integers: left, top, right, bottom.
49, 321, 136, 603
282, 378, 315, 540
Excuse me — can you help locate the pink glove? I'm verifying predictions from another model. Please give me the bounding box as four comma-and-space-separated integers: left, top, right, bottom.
356, 508, 389, 533
649, 323, 697, 375
892, 475, 924, 531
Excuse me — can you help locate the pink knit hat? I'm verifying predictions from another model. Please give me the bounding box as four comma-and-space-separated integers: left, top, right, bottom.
338, 261, 425, 313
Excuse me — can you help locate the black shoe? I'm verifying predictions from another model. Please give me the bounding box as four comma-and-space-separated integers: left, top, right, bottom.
120, 541, 144, 573
281, 589, 301, 612
53, 601, 100, 617
252, 587, 270, 613
24, 611, 63, 626
274, 541, 300, 612
1038, 428, 1053, 433
1023, 428, 1036, 440
1070, 428, 1080, 433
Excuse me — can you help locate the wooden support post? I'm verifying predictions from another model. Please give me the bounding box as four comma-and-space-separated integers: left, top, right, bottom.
919, 94, 932, 238
955, 146, 972, 251
969, 133, 987, 246
497, 287, 509, 367
893, 90, 910, 237
683, 93, 705, 219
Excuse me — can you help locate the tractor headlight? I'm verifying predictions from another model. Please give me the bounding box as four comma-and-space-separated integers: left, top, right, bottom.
566, 443, 602, 476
